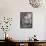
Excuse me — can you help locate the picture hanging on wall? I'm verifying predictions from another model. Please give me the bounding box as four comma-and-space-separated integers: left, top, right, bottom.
20, 12, 33, 28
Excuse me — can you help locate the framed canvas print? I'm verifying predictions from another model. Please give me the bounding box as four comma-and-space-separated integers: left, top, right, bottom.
20, 12, 33, 28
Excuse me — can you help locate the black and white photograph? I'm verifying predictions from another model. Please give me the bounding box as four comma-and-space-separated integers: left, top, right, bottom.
20, 12, 33, 28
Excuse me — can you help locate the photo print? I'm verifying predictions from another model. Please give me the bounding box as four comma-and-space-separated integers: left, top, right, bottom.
20, 12, 33, 28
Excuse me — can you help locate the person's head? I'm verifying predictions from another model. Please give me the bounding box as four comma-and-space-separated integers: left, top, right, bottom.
24, 13, 32, 19
34, 35, 36, 37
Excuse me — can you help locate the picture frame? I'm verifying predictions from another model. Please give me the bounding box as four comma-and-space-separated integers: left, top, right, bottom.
20, 12, 33, 28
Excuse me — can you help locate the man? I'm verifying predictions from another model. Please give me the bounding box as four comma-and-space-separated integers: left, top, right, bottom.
22, 12, 32, 28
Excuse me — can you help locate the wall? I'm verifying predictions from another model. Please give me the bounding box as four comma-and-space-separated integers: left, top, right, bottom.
0, 0, 46, 40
